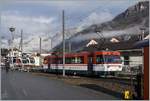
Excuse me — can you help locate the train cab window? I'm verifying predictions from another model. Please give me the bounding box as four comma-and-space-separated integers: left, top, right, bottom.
30, 58, 35, 63
22, 58, 29, 64
104, 55, 121, 63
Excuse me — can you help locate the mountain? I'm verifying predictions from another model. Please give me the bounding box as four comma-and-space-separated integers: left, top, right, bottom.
79, 1, 149, 33
2, 1, 148, 53
53, 1, 149, 52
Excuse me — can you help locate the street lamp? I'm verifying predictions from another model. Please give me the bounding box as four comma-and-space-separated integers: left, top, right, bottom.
9, 27, 15, 70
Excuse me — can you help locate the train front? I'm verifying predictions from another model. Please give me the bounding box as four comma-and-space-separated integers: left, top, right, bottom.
94, 51, 123, 73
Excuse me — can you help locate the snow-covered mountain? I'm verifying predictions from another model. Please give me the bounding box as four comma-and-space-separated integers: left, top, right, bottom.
53, 1, 149, 52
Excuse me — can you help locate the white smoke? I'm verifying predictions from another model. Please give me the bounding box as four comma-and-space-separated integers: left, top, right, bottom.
71, 25, 144, 42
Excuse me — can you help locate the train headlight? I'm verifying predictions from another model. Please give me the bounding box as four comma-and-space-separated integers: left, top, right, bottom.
118, 66, 121, 68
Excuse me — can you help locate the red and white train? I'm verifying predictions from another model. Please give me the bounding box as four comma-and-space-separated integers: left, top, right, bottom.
43, 51, 123, 76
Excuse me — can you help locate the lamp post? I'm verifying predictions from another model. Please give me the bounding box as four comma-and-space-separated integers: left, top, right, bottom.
9, 27, 15, 70
39, 37, 42, 67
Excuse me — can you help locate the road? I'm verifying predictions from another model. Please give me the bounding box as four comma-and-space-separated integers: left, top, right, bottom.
1, 69, 119, 100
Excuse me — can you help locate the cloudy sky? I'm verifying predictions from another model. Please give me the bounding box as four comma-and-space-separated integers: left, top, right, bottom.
0, 0, 142, 51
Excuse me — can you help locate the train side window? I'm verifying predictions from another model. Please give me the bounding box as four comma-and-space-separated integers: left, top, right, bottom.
65, 57, 84, 64
96, 55, 104, 63
77, 57, 84, 64
74, 57, 84, 64
72, 58, 75, 63
65, 57, 72, 64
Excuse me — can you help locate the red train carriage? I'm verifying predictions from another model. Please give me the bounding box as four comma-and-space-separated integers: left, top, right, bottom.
43, 51, 123, 76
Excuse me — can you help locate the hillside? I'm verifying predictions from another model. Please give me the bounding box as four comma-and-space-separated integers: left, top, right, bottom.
53, 1, 149, 52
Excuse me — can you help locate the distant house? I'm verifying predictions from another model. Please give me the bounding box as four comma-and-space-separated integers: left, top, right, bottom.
7, 48, 22, 57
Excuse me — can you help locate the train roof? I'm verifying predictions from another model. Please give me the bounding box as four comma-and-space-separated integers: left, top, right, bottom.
134, 39, 149, 48
94, 51, 120, 55
44, 51, 120, 58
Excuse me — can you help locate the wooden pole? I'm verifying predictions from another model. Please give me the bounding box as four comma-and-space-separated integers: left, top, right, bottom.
62, 10, 65, 76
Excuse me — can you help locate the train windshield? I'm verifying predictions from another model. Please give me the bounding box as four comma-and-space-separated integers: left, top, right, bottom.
65, 57, 84, 64
96, 55, 121, 63
104, 55, 121, 63
22, 58, 29, 64
29, 58, 35, 63
12, 58, 21, 63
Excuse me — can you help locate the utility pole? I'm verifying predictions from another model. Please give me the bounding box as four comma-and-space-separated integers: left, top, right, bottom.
20, 29, 23, 70
69, 41, 71, 53
62, 10, 65, 76
140, 27, 145, 73
139, 27, 145, 98
20, 29, 23, 53
39, 37, 42, 67
39, 37, 42, 55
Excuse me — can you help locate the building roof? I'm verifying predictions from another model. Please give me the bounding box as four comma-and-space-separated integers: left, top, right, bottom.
134, 39, 149, 48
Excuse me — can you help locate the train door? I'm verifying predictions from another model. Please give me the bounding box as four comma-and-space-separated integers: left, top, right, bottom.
88, 55, 93, 75
48, 57, 51, 69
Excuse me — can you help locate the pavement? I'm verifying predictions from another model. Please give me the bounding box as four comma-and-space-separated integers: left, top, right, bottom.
1, 69, 119, 100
